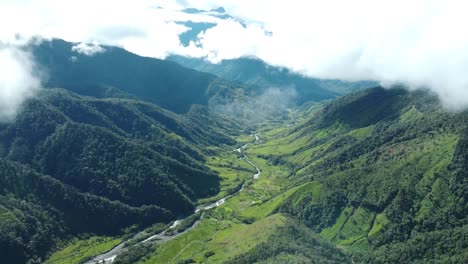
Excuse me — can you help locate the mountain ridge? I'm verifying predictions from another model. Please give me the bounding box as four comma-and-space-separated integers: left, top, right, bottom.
167, 55, 377, 104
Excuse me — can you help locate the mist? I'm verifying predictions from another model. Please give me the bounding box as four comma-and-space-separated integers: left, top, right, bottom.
0, 47, 40, 122
209, 87, 297, 122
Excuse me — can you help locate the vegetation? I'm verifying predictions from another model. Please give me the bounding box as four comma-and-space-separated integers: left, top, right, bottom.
224, 217, 351, 264
0, 86, 244, 263
1, 38, 467, 264
45, 236, 122, 264
30, 39, 248, 114
114, 243, 157, 264
142, 214, 298, 263
248, 88, 468, 263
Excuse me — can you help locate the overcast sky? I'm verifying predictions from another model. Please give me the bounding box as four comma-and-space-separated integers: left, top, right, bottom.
1, 0, 468, 115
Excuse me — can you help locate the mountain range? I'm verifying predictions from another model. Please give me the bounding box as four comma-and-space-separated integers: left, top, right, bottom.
0, 38, 466, 264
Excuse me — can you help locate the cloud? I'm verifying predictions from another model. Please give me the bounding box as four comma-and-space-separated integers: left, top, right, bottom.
0, 0, 190, 58
0, 0, 467, 110
178, 0, 468, 110
0, 46, 41, 122
72, 42, 106, 56
209, 87, 297, 121
191, 19, 270, 63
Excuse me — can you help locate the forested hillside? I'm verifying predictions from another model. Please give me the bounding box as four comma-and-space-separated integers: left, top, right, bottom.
91, 88, 466, 264
0, 88, 240, 263
245, 87, 467, 263
3, 83, 467, 264
2, 0, 467, 263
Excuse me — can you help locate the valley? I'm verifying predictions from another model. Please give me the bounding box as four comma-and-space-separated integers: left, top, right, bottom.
85, 133, 264, 264
0, 38, 466, 264
44, 87, 468, 264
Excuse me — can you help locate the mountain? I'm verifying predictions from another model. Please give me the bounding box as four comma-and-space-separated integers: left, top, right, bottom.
2, 37, 466, 263
28, 39, 248, 114
176, 6, 247, 47
0, 87, 241, 263
245, 87, 467, 263
167, 55, 376, 104
222, 215, 352, 264
98, 87, 467, 264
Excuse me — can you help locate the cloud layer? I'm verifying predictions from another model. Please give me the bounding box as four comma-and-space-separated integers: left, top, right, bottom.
0, 47, 40, 121
0, 0, 468, 110
209, 87, 297, 121
180, 0, 468, 110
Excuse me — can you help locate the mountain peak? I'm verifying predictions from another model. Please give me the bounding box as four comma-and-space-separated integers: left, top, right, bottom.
211, 7, 226, 13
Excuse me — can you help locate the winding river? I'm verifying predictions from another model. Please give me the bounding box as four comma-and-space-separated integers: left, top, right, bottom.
86, 134, 261, 264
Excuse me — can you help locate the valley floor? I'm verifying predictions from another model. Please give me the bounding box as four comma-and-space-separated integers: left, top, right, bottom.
46, 118, 330, 264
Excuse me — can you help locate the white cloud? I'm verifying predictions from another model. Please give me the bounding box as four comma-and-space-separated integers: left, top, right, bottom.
0, 0, 467, 110
178, 0, 468, 110
190, 19, 270, 62
72, 42, 106, 56
0, 46, 40, 121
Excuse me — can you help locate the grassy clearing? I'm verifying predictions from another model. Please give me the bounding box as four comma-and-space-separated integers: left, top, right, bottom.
144, 214, 286, 264
45, 236, 122, 264
321, 207, 354, 241
235, 134, 256, 144
368, 213, 390, 237
338, 207, 375, 246
399, 105, 423, 123
0, 206, 17, 224
200, 151, 253, 204
241, 183, 306, 220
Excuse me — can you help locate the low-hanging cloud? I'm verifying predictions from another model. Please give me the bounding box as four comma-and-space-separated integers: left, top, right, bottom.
0, 46, 40, 121
72, 42, 106, 56
209, 87, 297, 122
1, 0, 468, 110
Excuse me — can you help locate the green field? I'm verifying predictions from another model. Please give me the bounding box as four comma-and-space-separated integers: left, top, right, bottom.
45, 236, 122, 264
144, 214, 286, 263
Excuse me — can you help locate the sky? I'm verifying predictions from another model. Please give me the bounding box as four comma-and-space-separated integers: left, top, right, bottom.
1, 0, 468, 119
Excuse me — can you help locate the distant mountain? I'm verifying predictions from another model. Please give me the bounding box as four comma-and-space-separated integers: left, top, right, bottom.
28, 39, 247, 114
168, 6, 375, 104
177, 6, 247, 45
167, 55, 376, 104
177, 21, 217, 47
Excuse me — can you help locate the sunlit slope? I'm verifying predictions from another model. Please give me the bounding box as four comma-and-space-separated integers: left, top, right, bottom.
246, 87, 467, 263
134, 214, 350, 264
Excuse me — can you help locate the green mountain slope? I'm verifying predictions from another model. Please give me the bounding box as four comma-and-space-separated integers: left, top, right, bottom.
3, 38, 468, 264
224, 216, 352, 264
0, 159, 173, 264
0, 88, 240, 263
118, 213, 350, 264
37, 87, 467, 264
246, 87, 467, 263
